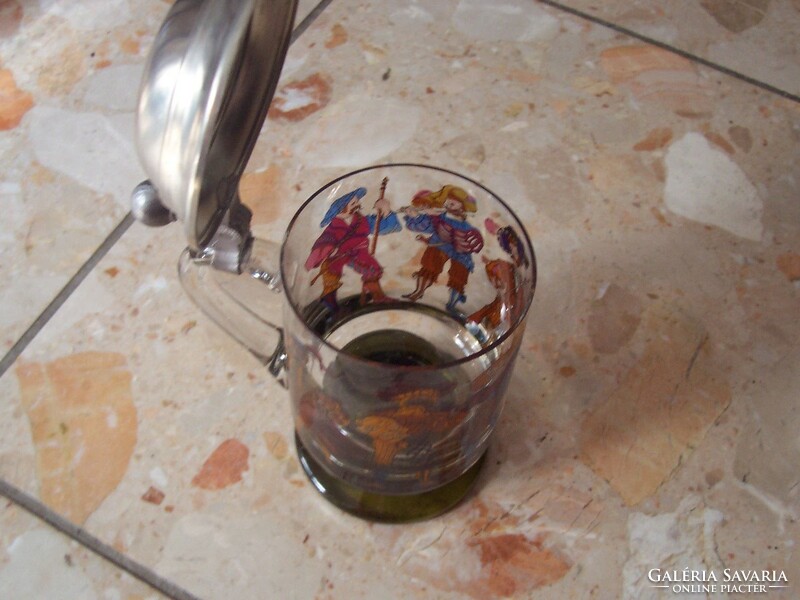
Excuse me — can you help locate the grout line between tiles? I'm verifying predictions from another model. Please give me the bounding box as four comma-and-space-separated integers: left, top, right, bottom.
538, 0, 800, 104
0, 479, 202, 600
291, 0, 334, 43
0, 212, 135, 380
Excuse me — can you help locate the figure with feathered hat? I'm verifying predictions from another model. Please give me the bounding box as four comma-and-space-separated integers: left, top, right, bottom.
305, 183, 401, 312
400, 185, 484, 312
467, 219, 534, 332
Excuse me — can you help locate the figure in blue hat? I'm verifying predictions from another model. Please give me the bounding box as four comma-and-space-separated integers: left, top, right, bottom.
305, 182, 401, 311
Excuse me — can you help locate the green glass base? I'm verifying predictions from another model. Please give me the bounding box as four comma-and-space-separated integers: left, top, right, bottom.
295, 433, 486, 523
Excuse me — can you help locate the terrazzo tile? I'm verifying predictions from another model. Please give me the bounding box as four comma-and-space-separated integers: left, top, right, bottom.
548, 0, 800, 97
15, 351, 138, 525
0, 0, 798, 599
0, 0, 168, 351
0, 501, 165, 599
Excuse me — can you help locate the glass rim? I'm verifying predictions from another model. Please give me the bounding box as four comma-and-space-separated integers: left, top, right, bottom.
280, 162, 537, 370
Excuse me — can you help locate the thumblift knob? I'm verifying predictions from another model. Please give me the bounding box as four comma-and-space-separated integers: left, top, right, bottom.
130, 180, 177, 227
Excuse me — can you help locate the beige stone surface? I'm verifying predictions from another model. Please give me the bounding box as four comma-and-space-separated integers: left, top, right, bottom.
580, 302, 731, 505
0, 502, 165, 599
16, 352, 137, 524
553, 0, 800, 97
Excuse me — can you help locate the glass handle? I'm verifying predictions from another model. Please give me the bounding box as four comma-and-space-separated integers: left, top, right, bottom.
178, 238, 287, 387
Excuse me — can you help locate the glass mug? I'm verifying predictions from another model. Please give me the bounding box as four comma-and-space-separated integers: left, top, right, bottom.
179, 163, 537, 522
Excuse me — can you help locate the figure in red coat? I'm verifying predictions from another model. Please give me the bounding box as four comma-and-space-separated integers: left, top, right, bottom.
305, 187, 400, 312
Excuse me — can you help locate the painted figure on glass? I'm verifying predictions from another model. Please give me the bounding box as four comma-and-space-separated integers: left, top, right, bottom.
305, 180, 401, 311
468, 218, 533, 331
400, 186, 484, 313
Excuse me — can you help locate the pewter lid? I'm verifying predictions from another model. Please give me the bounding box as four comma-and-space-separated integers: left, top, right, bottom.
134, 0, 297, 250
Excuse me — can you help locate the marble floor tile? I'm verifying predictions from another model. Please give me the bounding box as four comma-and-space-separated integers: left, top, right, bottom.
0, 0, 798, 599
0, 500, 167, 599
0, 1, 168, 352
545, 0, 800, 98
